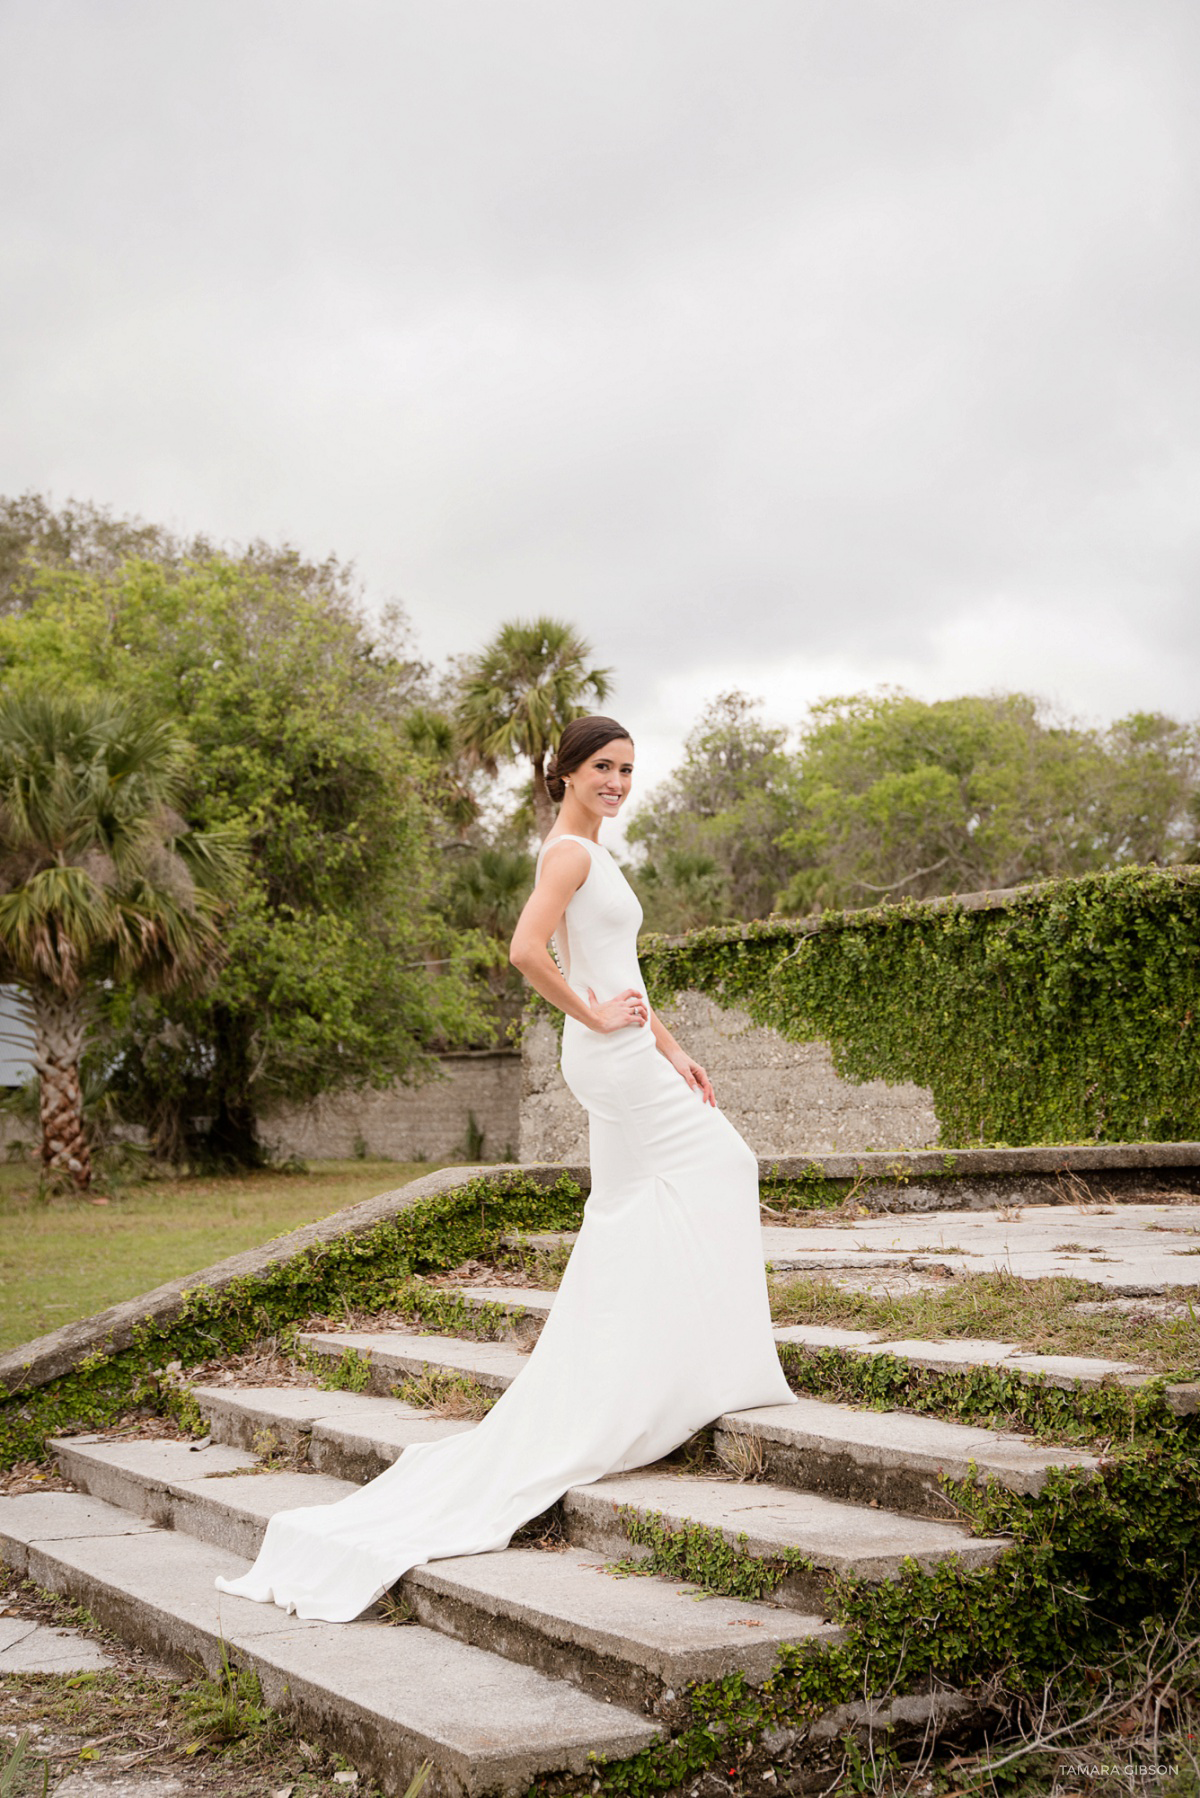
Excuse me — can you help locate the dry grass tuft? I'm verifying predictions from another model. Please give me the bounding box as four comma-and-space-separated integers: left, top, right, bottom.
768, 1267, 1200, 1373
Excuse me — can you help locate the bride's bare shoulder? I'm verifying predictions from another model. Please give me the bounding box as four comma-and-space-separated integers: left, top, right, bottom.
537, 836, 593, 887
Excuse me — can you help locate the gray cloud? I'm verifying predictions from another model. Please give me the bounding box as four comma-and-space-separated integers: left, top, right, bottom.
2, 0, 1197, 809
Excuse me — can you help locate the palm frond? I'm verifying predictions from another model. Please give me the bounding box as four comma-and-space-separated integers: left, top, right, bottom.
455, 616, 614, 773
0, 688, 246, 999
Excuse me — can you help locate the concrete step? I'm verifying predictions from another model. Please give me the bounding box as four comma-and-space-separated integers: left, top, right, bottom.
192, 1383, 475, 1481
300, 1328, 529, 1399
438, 1287, 1200, 1411
296, 1330, 1099, 1509
50, 1436, 839, 1711
772, 1323, 1147, 1388
558, 1468, 1008, 1615
0, 1488, 661, 1798
500, 1231, 578, 1252
713, 1399, 1100, 1511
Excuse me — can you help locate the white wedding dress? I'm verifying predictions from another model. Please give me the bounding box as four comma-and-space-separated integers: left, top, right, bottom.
215, 833, 795, 1622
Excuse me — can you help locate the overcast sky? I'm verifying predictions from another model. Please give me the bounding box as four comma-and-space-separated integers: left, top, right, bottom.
2, 0, 1198, 822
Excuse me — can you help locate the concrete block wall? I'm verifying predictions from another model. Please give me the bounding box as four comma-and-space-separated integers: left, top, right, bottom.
519, 991, 939, 1164
260, 1050, 521, 1164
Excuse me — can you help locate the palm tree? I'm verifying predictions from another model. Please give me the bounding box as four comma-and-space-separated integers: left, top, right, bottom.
402, 704, 480, 839
0, 690, 244, 1189
455, 619, 613, 839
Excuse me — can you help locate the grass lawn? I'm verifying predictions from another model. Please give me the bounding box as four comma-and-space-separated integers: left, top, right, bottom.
0, 1158, 450, 1354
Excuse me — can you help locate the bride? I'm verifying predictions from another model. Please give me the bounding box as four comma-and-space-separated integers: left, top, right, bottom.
215, 714, 794, 1622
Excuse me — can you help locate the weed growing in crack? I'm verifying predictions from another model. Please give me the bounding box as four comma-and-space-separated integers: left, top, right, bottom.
392, 1369, 498, 1419
181, 1641, 277, 1748
379, 1590, 417, 1626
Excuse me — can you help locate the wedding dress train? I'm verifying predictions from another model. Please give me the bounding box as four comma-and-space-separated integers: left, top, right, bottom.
214, 833, 795, 1622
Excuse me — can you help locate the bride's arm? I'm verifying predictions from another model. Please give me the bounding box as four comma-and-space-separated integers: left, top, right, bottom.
510, 846, 650, 1034
647, 1007, 716, 1105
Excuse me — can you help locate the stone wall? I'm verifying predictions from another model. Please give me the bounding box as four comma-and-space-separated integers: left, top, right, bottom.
519, 991, 939, 1164
260, 1050, 521, 1164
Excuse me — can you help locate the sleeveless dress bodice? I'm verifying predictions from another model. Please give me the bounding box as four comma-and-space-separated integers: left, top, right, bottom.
536, 832, 644, 1005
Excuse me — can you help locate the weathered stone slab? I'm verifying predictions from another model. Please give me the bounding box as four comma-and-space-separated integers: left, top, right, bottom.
52, 1436, 257, 1522
405, 1544, 838, 1705
762, 1203, 1200, 1291
298, 1330, 529, 1396
249, 1615, 660, 1796
0, 1489, 156, 1573
716, 1398, 1098, 1509
451, 1287, 556, 1316
194, 1384, 477, 1476
0, 1615, 113, 1672
562, 1470, 1007, 1612
49, 1436, 354, 1560
309, 1409, 472, 1482
193, 1383, 405, 1453
772, 1324, 1147, 1390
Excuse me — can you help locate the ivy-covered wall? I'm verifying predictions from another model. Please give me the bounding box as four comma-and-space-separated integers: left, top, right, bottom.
639, 865, 1200, 1147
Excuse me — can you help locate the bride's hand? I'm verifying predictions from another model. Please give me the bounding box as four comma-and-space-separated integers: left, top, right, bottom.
585, 987, 649, 1033
666, 1047, 716, 1105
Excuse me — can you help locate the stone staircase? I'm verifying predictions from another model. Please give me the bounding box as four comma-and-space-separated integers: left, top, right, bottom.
0, 1272, 1131, 1796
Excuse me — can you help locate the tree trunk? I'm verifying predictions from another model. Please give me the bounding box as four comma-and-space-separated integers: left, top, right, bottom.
531, 753, 555, 841
29, 987, 92, 1190
204, 1004, 265, 1168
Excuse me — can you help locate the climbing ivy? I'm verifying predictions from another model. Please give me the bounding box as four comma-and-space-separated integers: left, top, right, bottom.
611, 1509, 814, 1602
313, 1346, 373, 1393
775, 1342, 1196, 1445
638, 864, 1200, 1146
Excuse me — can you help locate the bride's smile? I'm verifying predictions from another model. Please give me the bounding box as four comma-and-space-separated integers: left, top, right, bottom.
560, 742, 634, 829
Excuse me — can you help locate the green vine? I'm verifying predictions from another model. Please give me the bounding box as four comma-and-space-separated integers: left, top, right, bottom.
315, 1347, 373, 1393
638, 864, 1200, 1146
776, 1341, 1195, 1446
388, 1280, 528, 1341
611, 1508, 814, 1602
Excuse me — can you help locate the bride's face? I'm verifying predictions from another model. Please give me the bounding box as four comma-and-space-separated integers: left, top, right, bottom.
571, 737, 635, 820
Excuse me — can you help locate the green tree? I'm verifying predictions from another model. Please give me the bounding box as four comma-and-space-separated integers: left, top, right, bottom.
776, 691, 1199, 913
401, 705, 482, 841
0, 489, 379, 633
455, 618, 613, 839
0, 690, 242, 1188
627, 691, 798, 929
0, 540, 493, 1165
